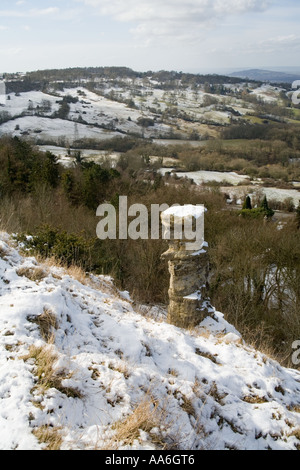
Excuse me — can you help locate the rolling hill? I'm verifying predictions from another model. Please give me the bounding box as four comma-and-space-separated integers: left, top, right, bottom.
229, 69, 299, 84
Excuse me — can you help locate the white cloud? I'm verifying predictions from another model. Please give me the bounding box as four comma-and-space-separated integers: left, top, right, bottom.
83, 0, 270, 21
255, 34, 300, 54
79, 0, 272, 44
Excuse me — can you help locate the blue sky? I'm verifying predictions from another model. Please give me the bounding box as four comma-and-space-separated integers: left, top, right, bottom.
0, 0, 299, 73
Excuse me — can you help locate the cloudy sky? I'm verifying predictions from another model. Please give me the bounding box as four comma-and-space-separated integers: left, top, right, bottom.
0, 0, 299, 74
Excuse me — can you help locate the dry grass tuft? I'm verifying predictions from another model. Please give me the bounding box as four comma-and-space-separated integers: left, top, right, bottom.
17, 266, 47, 282
32, 425, 63, 450
23, 345, 83, 399
103, 393, 175, 450
0, 244, 8, 259
27, 308, 58, 343
242, 395, 269, 404
286, 428, 300, 450
65, 265, 89, 285
178, 393, 196, 418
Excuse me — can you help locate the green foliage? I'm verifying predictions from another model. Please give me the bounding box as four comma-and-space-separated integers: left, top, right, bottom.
15, 225, 100, 270
240, 196, 274, 219
260, 195, 275, 218
240, 207, 267, 219
54, 97, 70, 119
80, 162, 120, 210
0, 137, 59, 194
72, 136, 138, 153
0, 137, 121, 209
137, 117, 155, 128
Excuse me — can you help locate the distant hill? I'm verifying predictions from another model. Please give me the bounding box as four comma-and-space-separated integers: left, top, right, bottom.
229, 69, 299, 84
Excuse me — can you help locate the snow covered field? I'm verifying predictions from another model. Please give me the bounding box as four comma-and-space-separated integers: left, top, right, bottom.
160, 169, 251, 186
1, 233, 300, 450
251, 84, 283, 103
0, 88, 173, 144
3, 90, 60, 118
0, 116, 123, 145
221, 185, 300, 208
159, 169, 300, 206
36, 145, 121, 167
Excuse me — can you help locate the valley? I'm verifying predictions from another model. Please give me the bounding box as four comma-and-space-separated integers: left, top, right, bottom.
1, 67, 299, 212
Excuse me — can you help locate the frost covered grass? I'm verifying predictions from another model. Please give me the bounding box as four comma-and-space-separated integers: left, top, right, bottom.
23, 344, 83, 400
1, 232, 300, 450
16, 266, 47, 283
103, 393, 171, 450
26, 308, 58, 343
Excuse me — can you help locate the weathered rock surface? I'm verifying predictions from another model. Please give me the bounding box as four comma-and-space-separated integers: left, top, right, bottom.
161, 205, 211, 328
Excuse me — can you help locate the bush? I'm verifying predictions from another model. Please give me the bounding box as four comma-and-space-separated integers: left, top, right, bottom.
240, 208, 267, 219
15, 225, 100, 270
240, 196, 274, 219
0, 137, 59, 195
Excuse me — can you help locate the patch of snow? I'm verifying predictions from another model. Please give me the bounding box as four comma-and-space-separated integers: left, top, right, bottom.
0, 116, 123, 144
162, 204, 205, 220
251, 85, 282, 103
183, 291, 202, 301
160, 169, 251, 186
221, 186, 300, 207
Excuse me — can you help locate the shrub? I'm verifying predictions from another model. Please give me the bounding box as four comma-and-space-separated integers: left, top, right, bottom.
15, 225, 99, 270
240, 207, 266, 219
240, 196, 274, 219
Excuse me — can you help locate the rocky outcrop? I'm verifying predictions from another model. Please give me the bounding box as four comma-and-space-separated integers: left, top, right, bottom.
161, 205, 211, 328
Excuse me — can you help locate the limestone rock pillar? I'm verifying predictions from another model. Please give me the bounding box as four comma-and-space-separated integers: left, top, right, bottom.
161, 205, 211, 328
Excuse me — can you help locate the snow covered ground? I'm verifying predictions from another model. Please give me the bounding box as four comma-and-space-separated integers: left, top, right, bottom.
1, 232, 300, 450
159, 169, 300, 206
0, 88, 173, 144
251, 84, 283, 104
0, 79, 286, 149
160, 169, 251, 186
221, 185, 300, 208
36, 145, 121, 168
0, 116, 124, 145
3, 90, 60, 118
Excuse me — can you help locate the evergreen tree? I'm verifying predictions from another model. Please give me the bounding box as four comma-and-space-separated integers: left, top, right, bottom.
296, 202, 300, 229
42, 151, 59, 188
242, 195, 252, 210
260, 195, 274, 218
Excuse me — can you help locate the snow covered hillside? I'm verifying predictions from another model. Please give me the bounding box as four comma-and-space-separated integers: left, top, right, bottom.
0, 76, 285, 147
1, 232, 300, 451
0, 88, 173, 144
